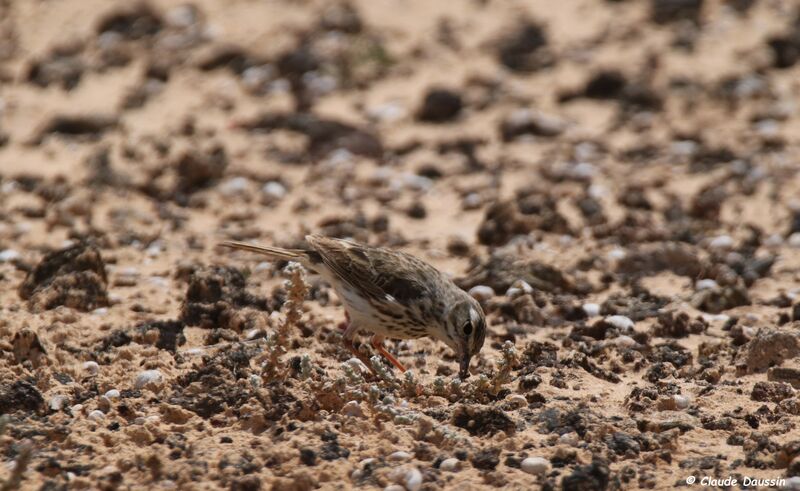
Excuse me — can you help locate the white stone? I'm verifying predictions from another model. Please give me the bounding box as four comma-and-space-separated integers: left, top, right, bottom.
789, 233, 800, 248
219, 177, 251, 196
83, 361, 100, 375
384, 486, 405, 491
134, 370, 163, 389
709, 235, 734, 249
673, 395, 690, 409
614, 335, 637, 349
783, 476, 800, 490
582, 303, 600, 317
388, 451, 412, 461
402, 467, 422, 491
104, 389, 120, 399
92, 308, 109, 316
607, 248, 626, 260
695, 279, 719, 291
341, 400, 364, 418
49, 395, 69, 411
439, 458, 460, 472
468, 285, 495, 302
558, 432, 579, 446
520, 457, 549, 476
0, 249, 20, 262
262, 181, 287, 200
88, 410, 105, 422
764, 233, 784, 247
507, 394, 528, 408
605, 315, 634, 330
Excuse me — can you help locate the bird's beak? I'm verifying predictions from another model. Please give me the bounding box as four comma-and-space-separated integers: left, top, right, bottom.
459, 354, 472, 379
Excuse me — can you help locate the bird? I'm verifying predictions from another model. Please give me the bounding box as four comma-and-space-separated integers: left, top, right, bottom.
219, 234, 486, 379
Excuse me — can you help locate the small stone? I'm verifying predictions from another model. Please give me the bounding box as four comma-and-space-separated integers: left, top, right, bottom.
605, 315, 634, 330
262, 181, 287, 200
439, 458, 460, 472
402, 467, 422, 491
614, 335, 637, 348
388, 451, 412, 461
789, 233, 800, 248
468, 285, 495, 302
384, 486, 405, 491
83, 361, 100, 375
582, 303, 600, 317
104, 389, 121, 399
0, 249, 20, 262
417, 88, 463, 123
219, 177, 250, 196
769, 367, 800, 389
134, 369, 163, 390
673, 395, 690, 409
520, 457, 549, 476
341, 400, 364, 418
695, 279, 719, 290
49, 395, 69, 411
506, 394, 528, 409
558, 432, 579, 446
709, 235, 734, 249
88, 409, 105, 421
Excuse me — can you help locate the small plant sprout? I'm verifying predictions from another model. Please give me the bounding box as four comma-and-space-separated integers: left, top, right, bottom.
279, 261, 309, 343
401, 370, 422, 398
492, 340, 518, 394
299, 354, 313, 380
370, 355, 398, 388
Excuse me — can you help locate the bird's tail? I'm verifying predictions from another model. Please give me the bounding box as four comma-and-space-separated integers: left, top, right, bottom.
218, 241, 306, 262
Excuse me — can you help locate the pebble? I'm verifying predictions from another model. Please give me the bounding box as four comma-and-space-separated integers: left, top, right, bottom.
341, 400, 364, 418
402, 467, 422, 491
0, 249, 20, 262
607, 248, 626, 260
605, 315, 634, 330
709, 235, 734, 249
506, 394, 528, 409
673, 395, 690, 409
789, 233, 800, 248
104, 389, 120, 399
520, 457, 550, 476
388, 451, 412, 461
88, 410, 105, 422
50, 395, 69, 411
784, 476, 800, 490
468, 285, 495, 302
384, 486, 405, 491
582, 303, 600, 317
134, 369, 163, 389
439, 458, 460, 472
219, 177, 251, 196
695, 279, 719, 291
614, 335, 637, 348
558, 432, 579, 446
262, 181, 287, 200
83, 361, 100, 375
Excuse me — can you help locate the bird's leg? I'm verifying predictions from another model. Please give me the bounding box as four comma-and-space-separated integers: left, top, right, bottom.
370, 334, 407, 373
342, 319, 375, 374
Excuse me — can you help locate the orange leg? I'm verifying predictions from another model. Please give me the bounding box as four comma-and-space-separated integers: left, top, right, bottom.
371, 334, 406, 373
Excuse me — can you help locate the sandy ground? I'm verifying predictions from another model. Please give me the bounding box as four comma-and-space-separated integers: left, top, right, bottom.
1, 0, 800, 489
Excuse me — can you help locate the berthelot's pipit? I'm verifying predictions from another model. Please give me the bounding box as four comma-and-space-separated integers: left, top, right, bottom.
220, 235, 486, 378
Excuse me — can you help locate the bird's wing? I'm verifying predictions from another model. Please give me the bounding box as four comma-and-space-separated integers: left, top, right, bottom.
305, 235, 437, 304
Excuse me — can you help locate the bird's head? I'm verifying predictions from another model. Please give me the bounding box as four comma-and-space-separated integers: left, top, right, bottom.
440, 295, 486, 379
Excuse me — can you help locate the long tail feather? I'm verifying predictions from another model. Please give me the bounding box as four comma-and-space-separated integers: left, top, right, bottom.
218, 241, 305, 261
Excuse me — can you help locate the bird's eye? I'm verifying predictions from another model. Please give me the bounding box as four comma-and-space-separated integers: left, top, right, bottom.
463, 322, 473, 336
